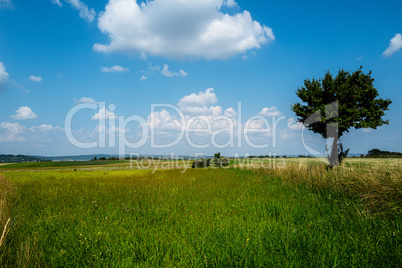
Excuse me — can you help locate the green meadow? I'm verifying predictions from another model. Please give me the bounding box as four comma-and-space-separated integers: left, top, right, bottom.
0, 159, 401, 267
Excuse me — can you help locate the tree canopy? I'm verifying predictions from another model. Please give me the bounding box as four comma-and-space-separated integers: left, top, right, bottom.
291, 67, 392, 166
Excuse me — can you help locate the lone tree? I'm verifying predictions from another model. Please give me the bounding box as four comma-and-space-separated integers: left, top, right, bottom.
291, 67, 391, 167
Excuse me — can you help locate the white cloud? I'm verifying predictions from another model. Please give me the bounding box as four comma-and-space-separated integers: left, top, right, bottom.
51, 0, 62, 7
287, 117, 303, 131
148, 63, 161, 72
101, 65, 130, 72
92, 107, 117, 120
280, 129, 295, 140
140, 75, 147, 80
11, 106, 38, 120
29, 75, 43, 82
0, 122, 26, 142
30, 124, 63, 132
180, 105, 222, 116
67, 0, 96, 22
259, 107, 282, 117
245, 118, 271, 136
383, 33, 402, 57
161, 64, 188, 77
224, 107, 237, 117
178, 88, 218, 108
74, 97, 98, 104
0, 0, 13, 9
179, 69, 188, 76
148, 109, 182, 132
147, 88, 239, 136
94, 0, 275, 60
52, 0, 96, 22
0, 61, 9, 92
0, 62, 9, 82
0, 121, 64, 143
224, 0, 237, 8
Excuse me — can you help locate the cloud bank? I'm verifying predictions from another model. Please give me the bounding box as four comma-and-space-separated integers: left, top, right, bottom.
94, 0, 275, 59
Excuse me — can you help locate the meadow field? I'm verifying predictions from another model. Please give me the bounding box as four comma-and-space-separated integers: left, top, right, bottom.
0, 158, 400, 267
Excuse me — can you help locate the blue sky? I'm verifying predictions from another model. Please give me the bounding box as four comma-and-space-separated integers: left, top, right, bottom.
0, 0, 401, 157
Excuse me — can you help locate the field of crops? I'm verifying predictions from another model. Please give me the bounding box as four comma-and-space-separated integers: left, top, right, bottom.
0, 159, 400, 267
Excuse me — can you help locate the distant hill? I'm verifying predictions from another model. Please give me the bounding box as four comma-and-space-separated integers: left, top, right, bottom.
31, 154, 199, 162
0, 154, 45, 163
31, 154, 118, 162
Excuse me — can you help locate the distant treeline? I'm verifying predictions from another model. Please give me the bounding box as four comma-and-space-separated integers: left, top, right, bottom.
365, 149, 402, 158
0, 154, 50, 163
91, 156, 163, 161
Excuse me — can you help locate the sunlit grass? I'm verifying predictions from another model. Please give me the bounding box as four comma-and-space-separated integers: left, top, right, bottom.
0, 163, 400, 267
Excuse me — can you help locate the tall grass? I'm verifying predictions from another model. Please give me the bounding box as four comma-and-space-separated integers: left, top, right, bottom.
0, 175, 14, 251
245, 158, 402, 214
0, 167, 400, 267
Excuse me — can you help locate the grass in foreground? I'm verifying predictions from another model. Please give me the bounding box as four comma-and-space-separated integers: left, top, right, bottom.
0, 166, 400, 267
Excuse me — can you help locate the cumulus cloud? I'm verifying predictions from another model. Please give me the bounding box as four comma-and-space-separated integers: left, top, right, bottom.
74, 97, 98, 104
29, 75, 43, 82
161, 64, 188, 77
147, 88, 239, 137
287, 117, 303, 131
52, 0, 96, 22
0, 122, 26, 142
178, 88, 218, 108
140, 75, 147, 80
94, 0, 275, 59
259, 107, 282, 117
0, 121, 64, 143
0, 61, 9, 92
148, 109, 182, 133
224, 107, 237, 117
101, 65, 130, 72
10, 106, 38, 120
383, 33, 402, 57
92, 107, 117, 120
245, 118, 271, 136
30, 124, 63, 132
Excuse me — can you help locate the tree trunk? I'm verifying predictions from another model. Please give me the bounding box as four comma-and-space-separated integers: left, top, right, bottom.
328, 135, 339, 168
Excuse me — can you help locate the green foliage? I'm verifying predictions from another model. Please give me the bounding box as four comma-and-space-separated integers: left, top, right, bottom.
0, 168, 399, 267
291, 67, 392, 167
291, 67, 391, 138
212, 153, 229, 168
367, 149, 402, 158
337, 143, 350, 165
0, 154, 44, 163
191, 158, 211, 168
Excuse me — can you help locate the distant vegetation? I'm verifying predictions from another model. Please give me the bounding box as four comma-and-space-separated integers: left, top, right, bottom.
192, 152, 229, 168
366, 149, 402, 158
0, 154, 48, 163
